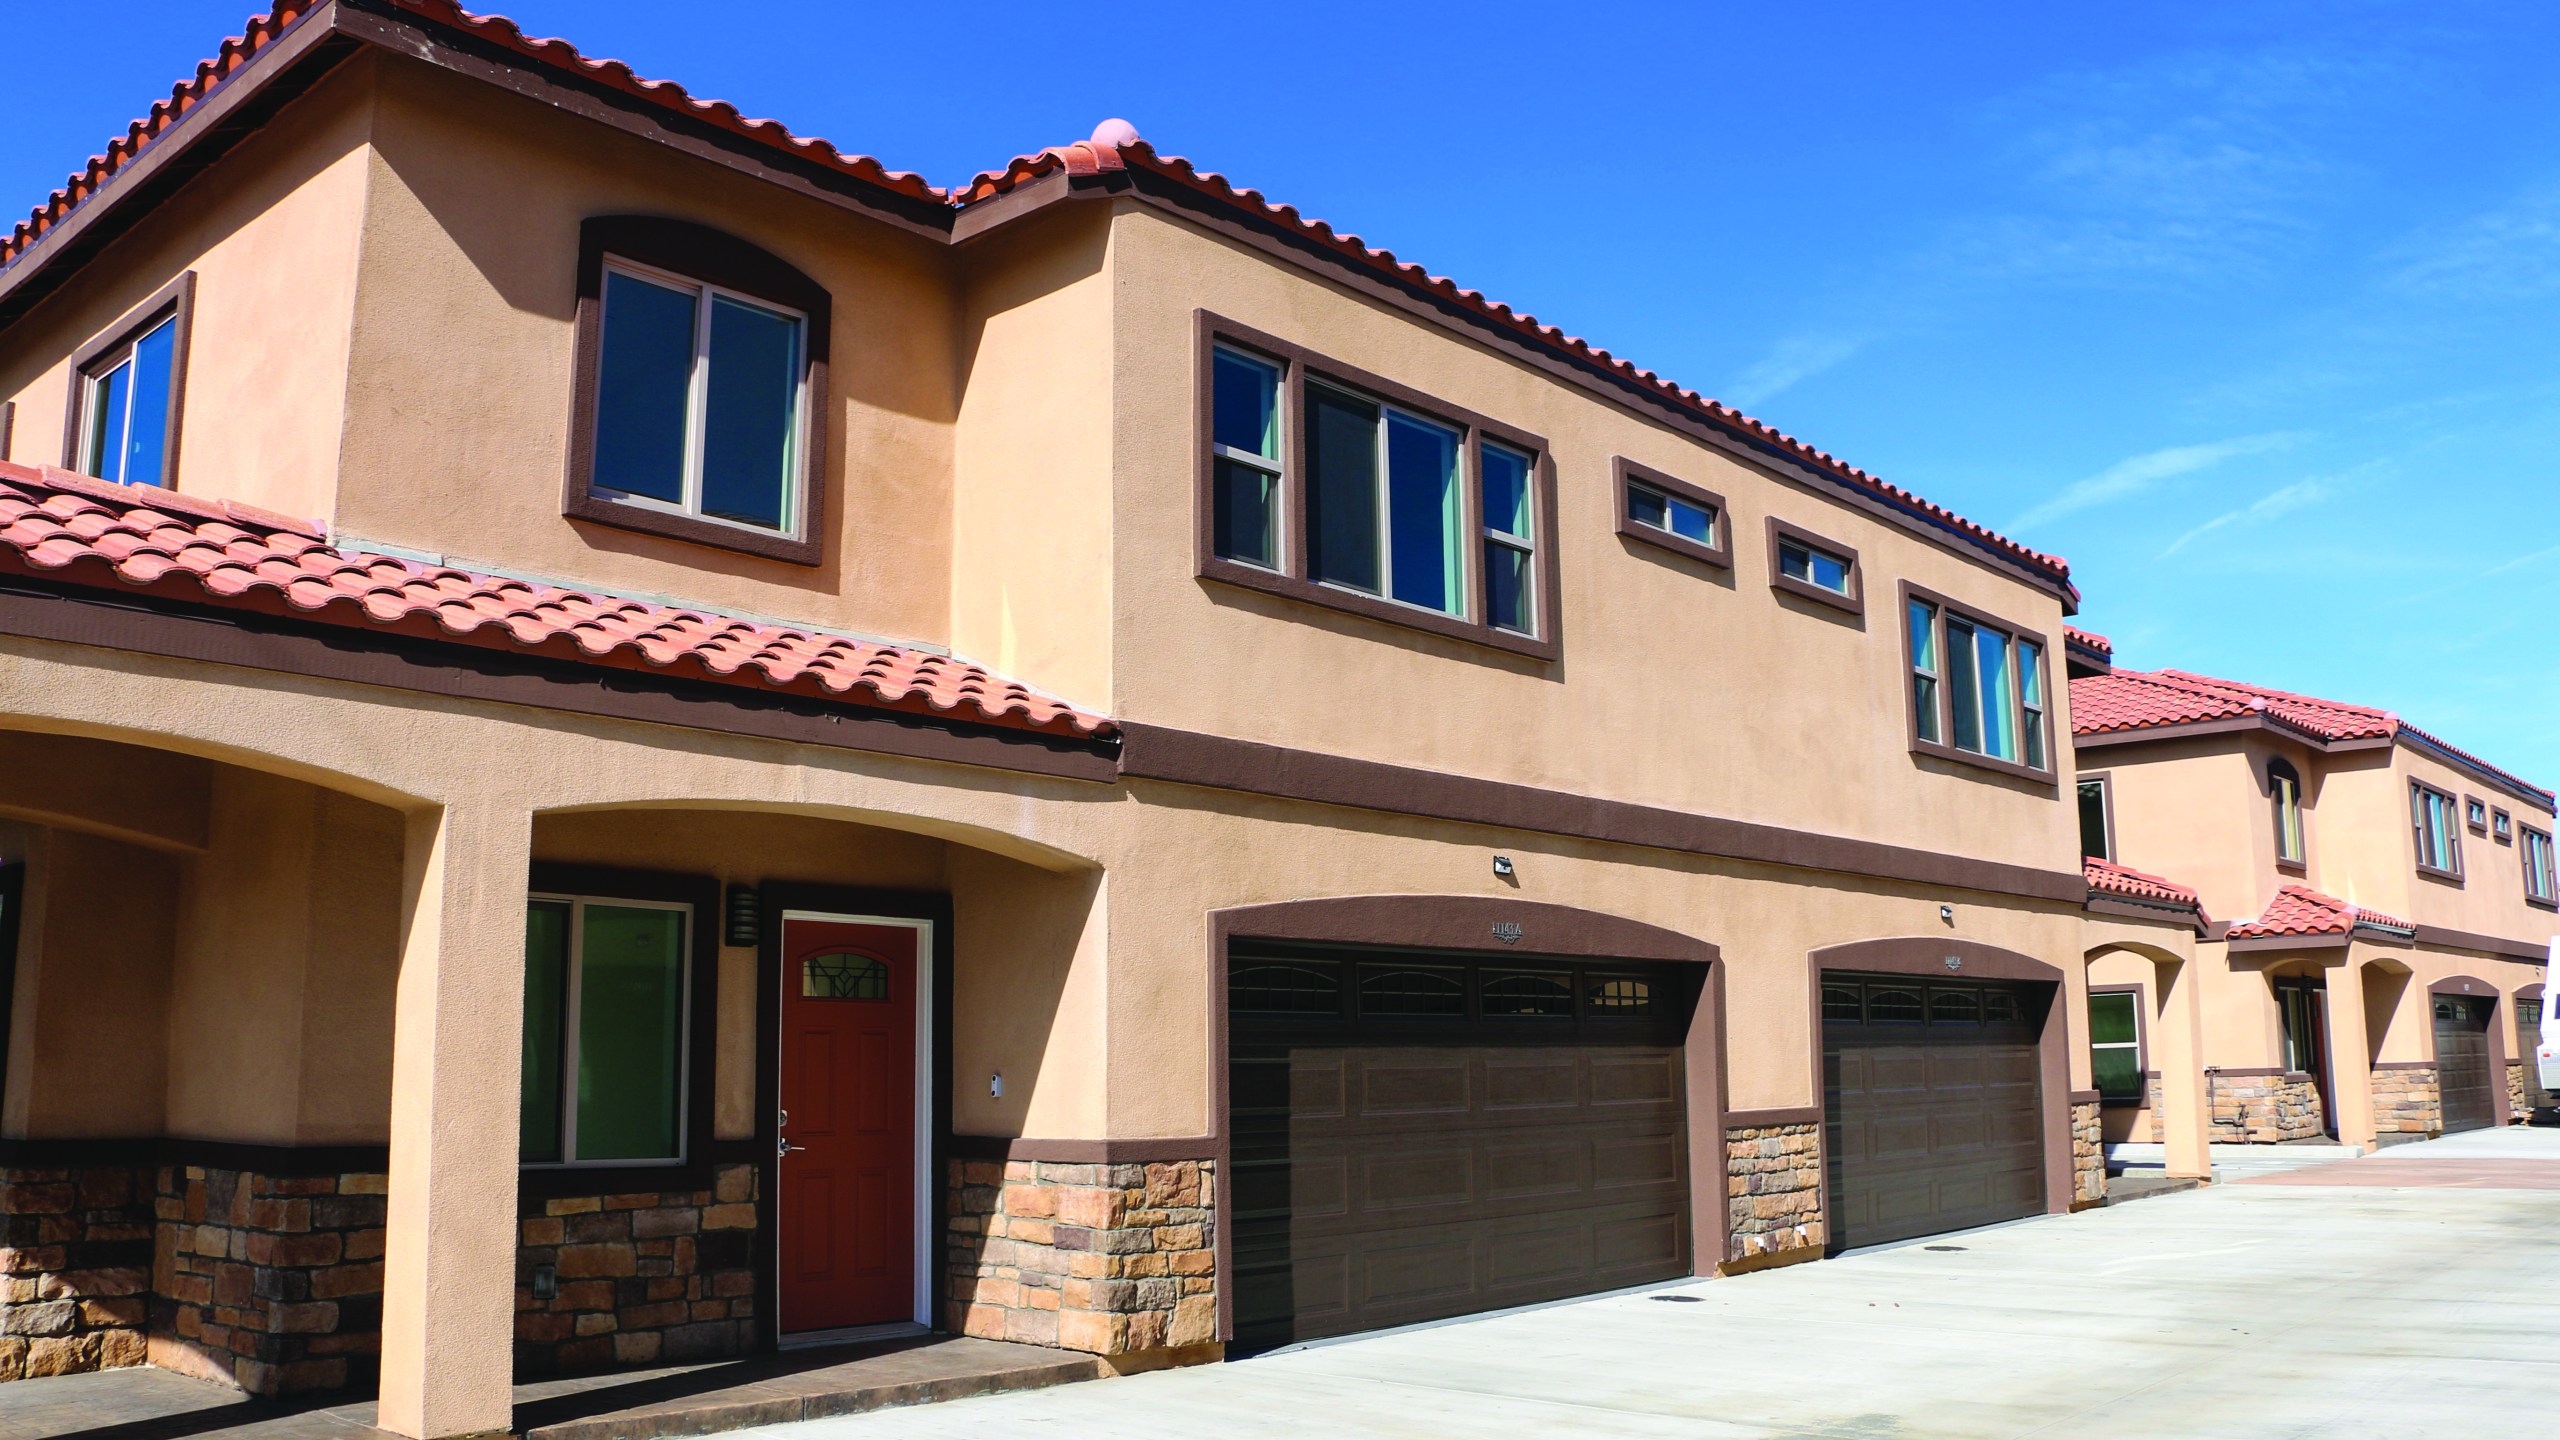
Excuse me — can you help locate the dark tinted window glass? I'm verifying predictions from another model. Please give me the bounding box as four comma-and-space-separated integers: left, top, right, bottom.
122, 318, 177, 488
1930, 990, 1981, 1025
1307, 386, 1381, 594
1233, 963, 1341, 1014
699, 295, 799, 529
592, 270, 696, 504
1385, 412, 1461, 614
1482, 971, 1572, 1017
2092, 1044, 2141, 1100
1360, 967, 1464, 1016
2088, 992, 2138, 1045
1983, 991, 2021, 1023
519, 900, 572, 1163
1485, 541, 1532, 633
1586, 977, 1656, 1015
1821, 985, 1862, 1023
2078, 780, 2111, 859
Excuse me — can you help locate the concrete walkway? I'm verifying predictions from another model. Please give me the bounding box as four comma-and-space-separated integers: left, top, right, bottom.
766, 1126, 2560, 1439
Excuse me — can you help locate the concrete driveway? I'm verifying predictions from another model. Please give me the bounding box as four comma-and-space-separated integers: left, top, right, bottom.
771, 1126, 2560, 1439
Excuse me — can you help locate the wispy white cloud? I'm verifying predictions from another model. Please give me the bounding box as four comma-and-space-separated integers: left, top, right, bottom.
1720, 334, 1867, 411
2007, 432, 2305, 533
2385, 183, 2560, 302
2154, 474, 2339, 558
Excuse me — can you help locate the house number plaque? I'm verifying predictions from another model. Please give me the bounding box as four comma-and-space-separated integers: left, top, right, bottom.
1491, 921, 1524, 945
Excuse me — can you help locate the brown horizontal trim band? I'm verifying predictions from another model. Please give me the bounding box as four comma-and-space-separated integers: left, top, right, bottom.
2068, 1089, 2103, 1105
0, 1135, 389, 1176
2395, 731, 2555, 813
2410, 925, 2551, 961
0, 580, 1118, 783
2371, 1061, 2439, 1072
1723, 1106, 1822, 1129
1118, 723, 2087, 904
2205, 1067, 2314, 1079
2225, 933, 2349, 954
949, 1135, 1217, 1164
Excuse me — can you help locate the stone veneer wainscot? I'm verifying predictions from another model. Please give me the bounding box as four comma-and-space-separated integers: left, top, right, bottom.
1722, 1122, 1821, 1263
0, 1164, 154, 1383
2070, 1101, 2107, 1209
946, 1157, 1217, 1365
2370, 1065, 2442, 1136
514, 1164, 760, 1374
2207, 1071, 2324, 1143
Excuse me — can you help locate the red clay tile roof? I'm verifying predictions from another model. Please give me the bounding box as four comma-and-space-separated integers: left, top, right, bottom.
0, 463, 1110, 740
2227, 883, 2413, 941
2084, 856, 2200, 912
958, 134, 2073, 591
0, 1, 942, 272
2072, 667, 2552, 808
2064, 626, 2112, 656
1, 6, 2072, 599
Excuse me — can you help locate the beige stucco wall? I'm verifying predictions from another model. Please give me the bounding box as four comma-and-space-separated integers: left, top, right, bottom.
0, 823, 178, 1137
2091, 734, 2296, 923
0, 63, 371, 521
333, 58, 959, 642
1104, 204, 2081, 872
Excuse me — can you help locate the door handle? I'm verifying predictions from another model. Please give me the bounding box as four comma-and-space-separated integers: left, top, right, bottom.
778, 1137, 806, 1157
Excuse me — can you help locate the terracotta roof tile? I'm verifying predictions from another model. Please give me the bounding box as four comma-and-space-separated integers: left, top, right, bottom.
0, 2, 941, 272
0, 463, 1110, 741
2, 2, 2072, 599
2084, 856, 2201, 913
2064, 626, 2112, 656
2227, 883, 2413, 941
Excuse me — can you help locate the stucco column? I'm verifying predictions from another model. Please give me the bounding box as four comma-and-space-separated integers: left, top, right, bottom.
2153, 957, 2211, 1179
2324, 958, 2376, 1150
378, 801, 530, 1440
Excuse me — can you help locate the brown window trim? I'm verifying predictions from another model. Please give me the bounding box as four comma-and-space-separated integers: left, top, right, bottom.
2523, 823, 2559, 911
518, 862, 722, 1197
2087, 983, 2148, 1107
60, 269, 195, 486
1764, 516, 1862, 617
1193, 312, 1562, 663
0, 399, 14, 462
563, 216, 832, 567
1613, 457, 1730, 571
2492, 807, 2513, 845
1897, 580, 2059, 788
2076, 771, 2117, 862
1192, 311, 1556, 661
2410, 778, 2465, 883
2267, 757, 2307, 873
2464, 794, 2490, 836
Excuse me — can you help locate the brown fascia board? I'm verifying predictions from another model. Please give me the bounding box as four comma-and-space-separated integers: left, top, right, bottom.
2, 1, 2080, 609
2225, 932, 2350, 954
2075, 715, 2393, 757
2394, 731, 2557, 816
2409, 925, 2552, 962
2085, 894, 2208, 936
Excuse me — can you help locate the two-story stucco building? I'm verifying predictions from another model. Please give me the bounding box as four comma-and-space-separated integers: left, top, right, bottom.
0, 5, 2112, 1435
2067, 630, 2554, 1163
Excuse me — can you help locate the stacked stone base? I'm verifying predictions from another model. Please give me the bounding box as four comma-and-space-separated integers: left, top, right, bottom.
2071, 1102, 2106, 1209
514, 1164, 759, 1375
2370, 1066, 2441, 1135
2507, 1062, 2536, 1120
0, 1164, 154, 1382
2208, 1072, 2324, 1142
150, 1166, 388, 1395
946, 1158, 1215, 1360
1723, 1122, 1821, 1263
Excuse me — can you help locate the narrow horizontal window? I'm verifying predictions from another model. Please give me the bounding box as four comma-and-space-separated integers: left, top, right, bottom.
1778, 537, 1851, 594
1628, 483, 1714, 546
1233, 962, 1342, 1014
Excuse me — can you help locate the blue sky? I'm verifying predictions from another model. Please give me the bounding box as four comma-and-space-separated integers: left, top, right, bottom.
7, 1, 2556, 783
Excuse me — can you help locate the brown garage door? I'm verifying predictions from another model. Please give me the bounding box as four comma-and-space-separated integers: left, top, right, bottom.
1227, 944, 1696, 1352
2435, 996, 2496, 1133
1822, 974, 2047, 1249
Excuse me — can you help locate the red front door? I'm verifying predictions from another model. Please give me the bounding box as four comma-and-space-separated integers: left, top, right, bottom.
778, 918, 920, 1333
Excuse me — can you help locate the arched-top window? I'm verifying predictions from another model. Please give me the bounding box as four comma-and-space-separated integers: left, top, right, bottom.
2268, 759, 2306, 867
564, 215, 832, 565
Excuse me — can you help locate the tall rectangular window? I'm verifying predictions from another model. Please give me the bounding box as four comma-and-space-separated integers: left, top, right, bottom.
1198, 319, 1551, 655
1907, 598, 1942, 745
2526, 827, 2557, 903
2270, 761, 2306, 865
590, 260, 806, 535
77, 312, 180, 488
1905, 588, 2052, 776
2078, 778, 2112, 860
2411, 783, 2462, 878
1211, 345, 1284, 569
2089, 991, 2142, 1103
521, 894, 691, 1164
1481, 442, 1535, 634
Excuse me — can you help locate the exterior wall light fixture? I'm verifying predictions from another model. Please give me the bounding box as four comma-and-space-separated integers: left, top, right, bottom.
724, 884, 762, 948
1493, 855, 1516, 878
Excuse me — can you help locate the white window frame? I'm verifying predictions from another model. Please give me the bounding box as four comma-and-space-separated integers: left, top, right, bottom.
590, 255, 812, 541
775, 911, 937, 1338
1479, 439, 1537, 636
1308, 378, 1473, 623
76, 313, 179, 481
524, 891, 695, 1170
1209, 344, 1288, 573
1628, 481, 1716, 545
2088, 990, 2143, 1103
1908, 597, 1943, 745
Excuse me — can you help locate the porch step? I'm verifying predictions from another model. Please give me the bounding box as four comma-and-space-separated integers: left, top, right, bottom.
515, 1337, 1101, 1440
